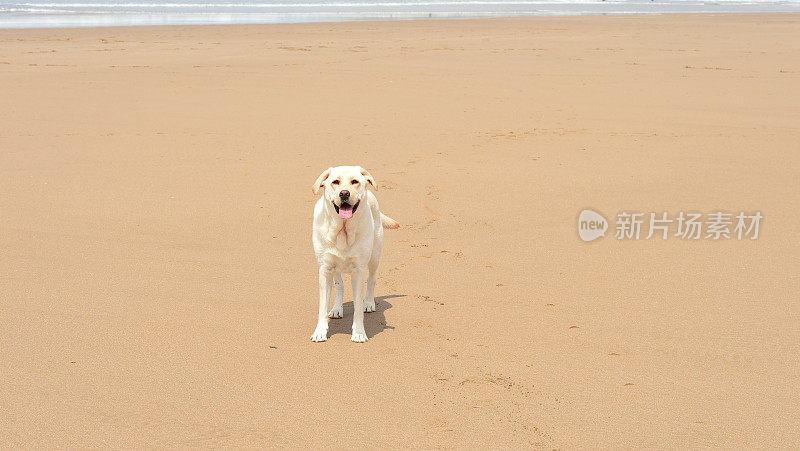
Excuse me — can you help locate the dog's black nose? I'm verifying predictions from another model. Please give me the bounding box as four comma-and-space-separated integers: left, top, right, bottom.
339, 190, 350, 200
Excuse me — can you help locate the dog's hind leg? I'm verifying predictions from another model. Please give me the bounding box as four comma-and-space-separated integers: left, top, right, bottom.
364, 242, 381, 313
364, 262, 378, 313
327, 273, 344, 319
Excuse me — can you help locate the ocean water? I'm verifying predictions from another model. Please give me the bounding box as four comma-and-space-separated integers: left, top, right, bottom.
0, 0, 798, 28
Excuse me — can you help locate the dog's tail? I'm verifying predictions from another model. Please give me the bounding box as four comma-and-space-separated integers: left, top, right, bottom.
380, 213, 400, 229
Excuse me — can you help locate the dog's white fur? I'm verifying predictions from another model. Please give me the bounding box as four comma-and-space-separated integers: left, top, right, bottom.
310, 165, 399, 343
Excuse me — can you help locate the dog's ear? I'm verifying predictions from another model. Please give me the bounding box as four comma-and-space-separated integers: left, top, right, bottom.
312, 167, 332, 195
360, 167, 376, 190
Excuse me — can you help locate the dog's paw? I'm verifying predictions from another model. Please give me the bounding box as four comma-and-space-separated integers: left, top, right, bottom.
364, 299, 376, 313
350, 326, 368, 343
310, 326, 328, 342
327, 306, 343, 319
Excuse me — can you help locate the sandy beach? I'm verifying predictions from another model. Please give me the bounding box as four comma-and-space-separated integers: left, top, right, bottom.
1, 14, 799, 447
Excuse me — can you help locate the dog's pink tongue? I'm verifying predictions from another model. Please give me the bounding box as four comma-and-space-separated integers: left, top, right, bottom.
338, 205, 353, 219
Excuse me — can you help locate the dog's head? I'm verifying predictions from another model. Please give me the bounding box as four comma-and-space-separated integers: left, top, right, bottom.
312, 166, 376, 219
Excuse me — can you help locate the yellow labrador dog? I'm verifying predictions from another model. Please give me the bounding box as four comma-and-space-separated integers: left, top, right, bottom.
310, 166, 399, 343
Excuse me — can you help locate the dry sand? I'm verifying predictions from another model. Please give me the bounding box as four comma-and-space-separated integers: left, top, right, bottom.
1, 14, 799, 447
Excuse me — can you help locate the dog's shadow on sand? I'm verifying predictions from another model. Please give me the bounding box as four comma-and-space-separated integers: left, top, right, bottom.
328, 294, 405, 339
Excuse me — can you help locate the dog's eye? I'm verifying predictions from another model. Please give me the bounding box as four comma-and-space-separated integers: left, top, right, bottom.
332, 179, 340, 185
351, 180, 359, 185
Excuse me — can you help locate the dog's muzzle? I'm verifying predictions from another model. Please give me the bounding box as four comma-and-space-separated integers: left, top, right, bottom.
333, 200, 359, 219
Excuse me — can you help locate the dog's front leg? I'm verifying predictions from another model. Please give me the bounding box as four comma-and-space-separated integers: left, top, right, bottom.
311, 268, 333, 342
350, 268, 368, 342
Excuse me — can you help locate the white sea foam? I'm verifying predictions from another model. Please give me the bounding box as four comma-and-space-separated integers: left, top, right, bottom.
13, 0, 800, 6
1, 0, 798, 27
